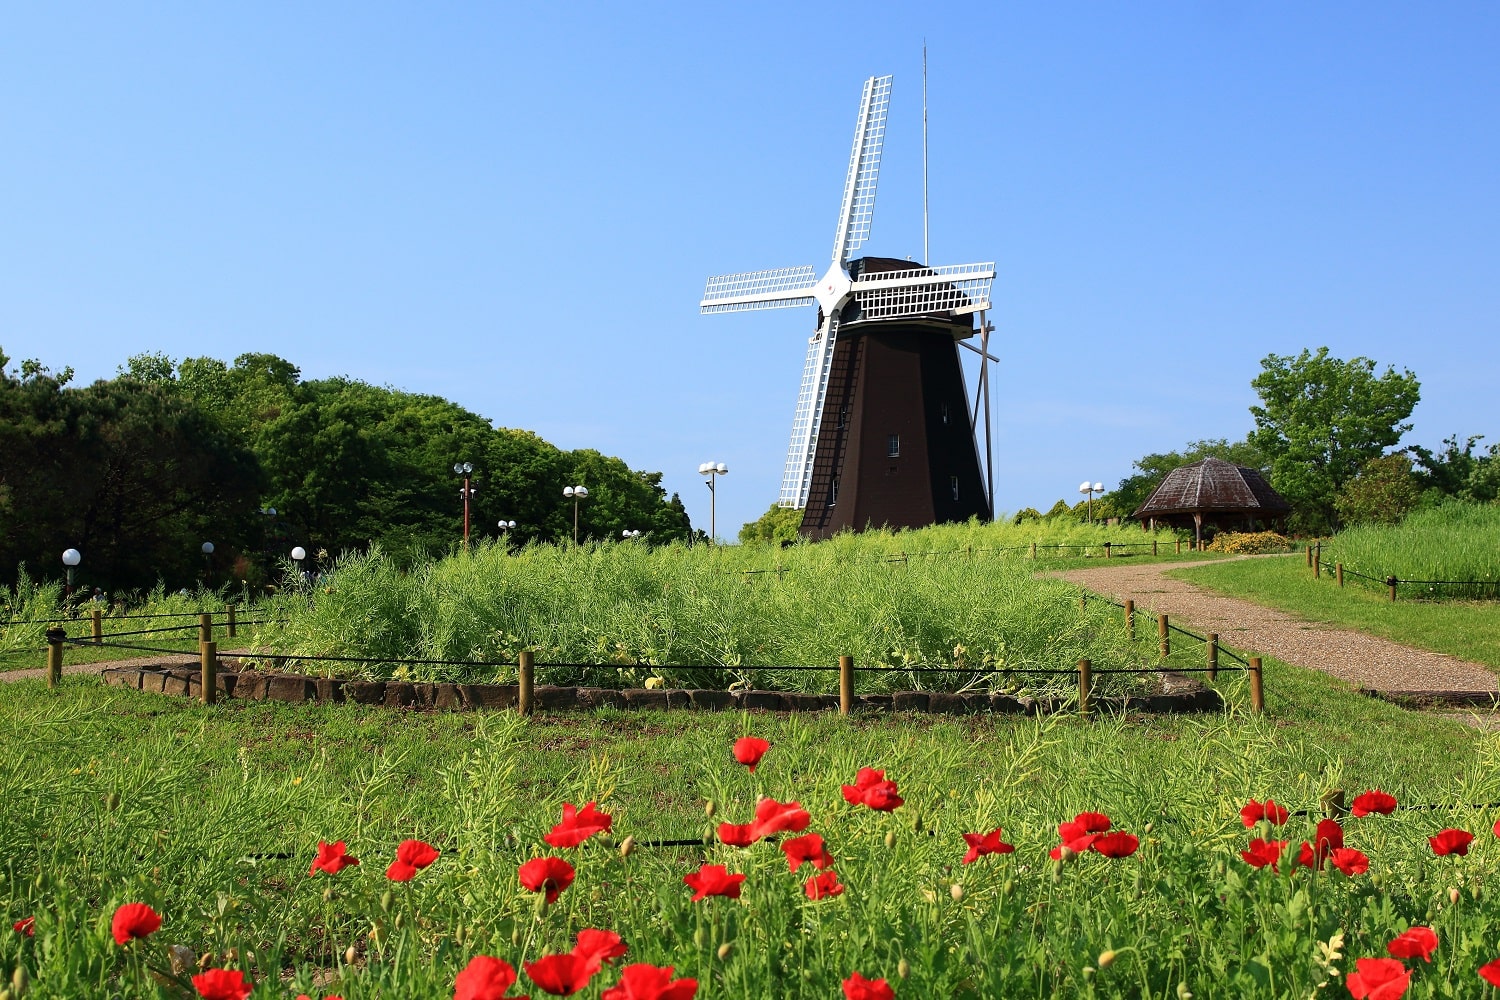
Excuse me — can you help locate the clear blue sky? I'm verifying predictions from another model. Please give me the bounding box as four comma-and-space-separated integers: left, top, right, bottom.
3, 3, 1497, 538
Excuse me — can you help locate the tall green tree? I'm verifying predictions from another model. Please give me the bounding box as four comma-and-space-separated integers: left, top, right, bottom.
1249, 348, 1420, 532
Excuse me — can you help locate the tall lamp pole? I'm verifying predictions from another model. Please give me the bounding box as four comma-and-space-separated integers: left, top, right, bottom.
454, 462, 476, 545
201, 541, 215, 589
563, 486, 589, 545
62, 548, 81, 600
698, 462, 728, 543
1078, 481, 1104, 524
291, 546, 307, 589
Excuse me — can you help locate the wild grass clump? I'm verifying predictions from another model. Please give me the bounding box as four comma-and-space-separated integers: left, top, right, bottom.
248, 520, 1179, 691
1327, 504, 1500, 598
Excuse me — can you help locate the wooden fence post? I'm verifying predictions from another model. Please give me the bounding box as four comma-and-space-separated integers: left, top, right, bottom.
1079, 594, 1087, 612
1077, 658, 1092, 716
199, 613, 212, 645
839, 655, 853, 716
1387, 577, 1398, 603
1175, 539, 1182, 554
1152, 540, 1158, 556
1158, 614, 1170, 660
1030, 542, 1037, 560
1104, 542, 1112, 559
227, 604, 237, 638
91, 608, 103, 645
1314, 542, 1321, 578
1249, 657, 1265, 714
518, 650, 535, 716
1207, 632, 1218, 682
1336, 563, 1344, 588
1306, 545, 1313, 568
45, 628, 65, 688
1124, 599, 1135, 641
201, 640, 217, 706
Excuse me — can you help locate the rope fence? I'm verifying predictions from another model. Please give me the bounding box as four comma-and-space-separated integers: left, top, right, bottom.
1305, 541, 1500, 602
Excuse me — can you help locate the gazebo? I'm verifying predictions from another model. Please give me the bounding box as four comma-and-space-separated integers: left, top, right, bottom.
1132, 456, 1291, 547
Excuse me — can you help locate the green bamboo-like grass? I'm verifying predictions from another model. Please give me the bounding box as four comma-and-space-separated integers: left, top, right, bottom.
1324, 504, 1500, 598
243, 520, 1193, 692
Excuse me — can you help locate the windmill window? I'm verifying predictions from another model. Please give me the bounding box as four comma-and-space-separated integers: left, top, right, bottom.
941, 402, 950, 425
830, 477, 839, 506
951, 476, 960, 501
887, 434, 900, 458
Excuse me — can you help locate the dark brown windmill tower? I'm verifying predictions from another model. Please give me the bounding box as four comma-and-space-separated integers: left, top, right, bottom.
700, 74, 997, 539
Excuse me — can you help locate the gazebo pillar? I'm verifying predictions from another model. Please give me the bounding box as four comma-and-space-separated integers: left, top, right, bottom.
1193, 512, 1202, 548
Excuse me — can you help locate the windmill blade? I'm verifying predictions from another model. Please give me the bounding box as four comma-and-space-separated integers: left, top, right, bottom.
851, 261, 995, 319
700, 265, 819, 314
830, 74, 893, 265
779, 313, 841, 508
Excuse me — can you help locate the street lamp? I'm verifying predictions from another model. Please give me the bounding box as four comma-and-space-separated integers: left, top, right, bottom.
62, 548, 81, 599
563, 486, 589, 545
291, 545, 307, 587
622, 529, 642, 539
698, 462, 728, 543
201, 541, 215, 589
1078, 481, 1104, 524
454, 462, 476, 545
498, 519, 517, 533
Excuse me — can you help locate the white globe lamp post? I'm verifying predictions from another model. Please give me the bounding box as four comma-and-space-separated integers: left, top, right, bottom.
62, 548, 81, 599
563, 486, 589, 545
698, 462, 728, 543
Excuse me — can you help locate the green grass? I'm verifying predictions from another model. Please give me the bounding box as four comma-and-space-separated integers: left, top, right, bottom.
1170, 555, 1500, 672
238, 520, 1213, 692
1322, 504, 1500, 599
1, 666, 1496, 999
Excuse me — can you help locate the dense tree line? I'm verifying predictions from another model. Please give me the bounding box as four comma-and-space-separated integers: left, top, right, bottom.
1, 348, 693, 593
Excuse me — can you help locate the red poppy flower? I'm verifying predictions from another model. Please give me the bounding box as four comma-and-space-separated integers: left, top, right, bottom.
781, 833, 836, 872
545, 802, 613, 849
191, 968, 253, 1000
750, 798, 811, 838
600, 963, 698, 1000
455, 955, 523, 1000
386, 839, 440, 881
1351, 790, 1398, 817
716, 822, 759, 848
732, 737, 770, 772
519, 857, 576, 905
1296, 819, 1345, 869
13, 916, 34, 937
572, 928, 628, 976
1493, 817, 1500, 839
526, 953, 598, 996
1480, 958, 1500, 987
310, 840, 359, 876
1386, 926, 1438, 963
1050, 812, 1112, 859
961, 827, 1015, 865
841, 768, 904, 812
805, 870, 844, 900
1092, 831, 1140, 858
1240, 799, 1290, 828
1329, 847, 1370, 876
1240, 838, 1288, 872
1345, 957, 1410, 999
111, 902, 162, 945
1430, 828, 1474, 856
683, 863, 745, 902
842, 971, 895, 1000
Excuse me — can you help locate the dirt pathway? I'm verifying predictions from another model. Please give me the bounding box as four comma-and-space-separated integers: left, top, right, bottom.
2, 650, 255, 684
1053, 558, 1498, 694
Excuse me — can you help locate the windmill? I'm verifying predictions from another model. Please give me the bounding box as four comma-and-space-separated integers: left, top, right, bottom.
700, 73, 998, 538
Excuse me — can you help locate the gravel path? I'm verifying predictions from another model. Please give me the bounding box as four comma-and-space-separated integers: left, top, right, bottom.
1053, 557, 1498, 693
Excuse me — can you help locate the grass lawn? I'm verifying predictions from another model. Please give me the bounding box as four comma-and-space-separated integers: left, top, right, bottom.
1169, 554, 1500, 671
3, 659, 1497, 998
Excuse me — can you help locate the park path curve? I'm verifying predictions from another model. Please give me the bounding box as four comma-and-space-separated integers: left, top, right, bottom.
1053, 557, 1499, 694
2, 650, 254, 684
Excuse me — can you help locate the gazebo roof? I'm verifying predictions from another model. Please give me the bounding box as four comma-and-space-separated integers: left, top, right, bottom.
1132, 457, 1291, 519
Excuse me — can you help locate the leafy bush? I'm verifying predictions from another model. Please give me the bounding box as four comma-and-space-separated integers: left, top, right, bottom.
1207, 531, 1291, 555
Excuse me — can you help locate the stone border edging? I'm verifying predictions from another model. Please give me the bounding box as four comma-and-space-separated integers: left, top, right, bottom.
1358, 688, 1500, 710
99, 663, 1223, 715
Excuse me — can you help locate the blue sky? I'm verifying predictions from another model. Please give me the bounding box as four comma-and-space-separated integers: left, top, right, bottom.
3, 3, 1497, 538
